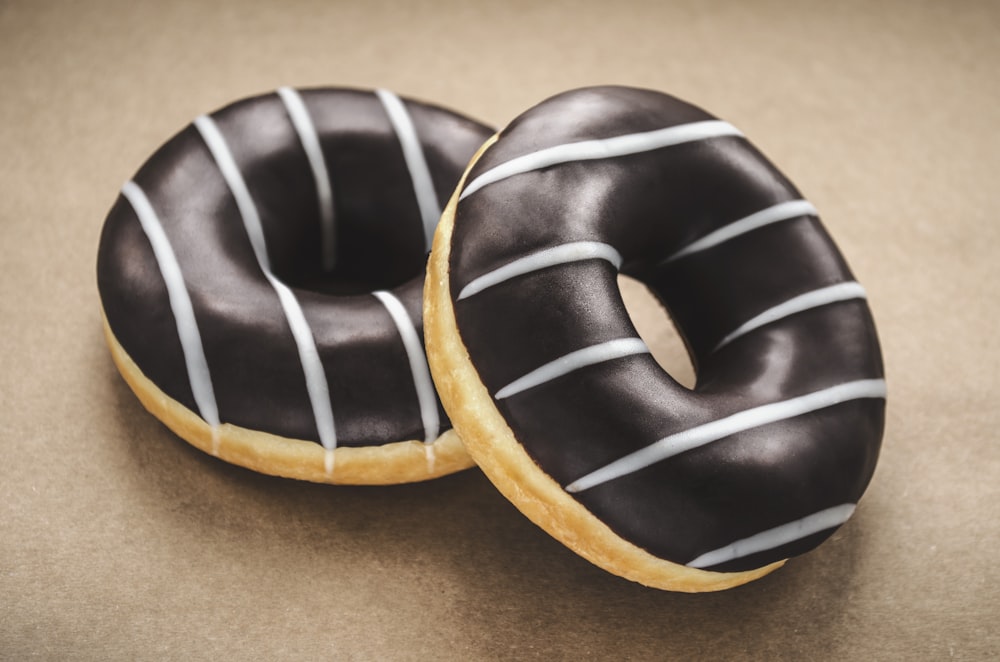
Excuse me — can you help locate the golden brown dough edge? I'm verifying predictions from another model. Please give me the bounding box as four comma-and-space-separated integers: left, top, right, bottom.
424, 135, 784, 592
101, 311, 475, 485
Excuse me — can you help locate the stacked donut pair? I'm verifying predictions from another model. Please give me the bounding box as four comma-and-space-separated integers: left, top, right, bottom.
97, 86, 885, 591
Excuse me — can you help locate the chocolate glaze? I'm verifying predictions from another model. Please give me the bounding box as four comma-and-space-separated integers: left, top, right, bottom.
98, 87, 492, 447
449, 86, 885, 572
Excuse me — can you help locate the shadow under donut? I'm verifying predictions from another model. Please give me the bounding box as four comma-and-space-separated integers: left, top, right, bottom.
99, 316, 867, 658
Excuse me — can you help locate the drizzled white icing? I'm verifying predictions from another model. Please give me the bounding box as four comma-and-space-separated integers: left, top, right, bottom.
120, 181, 221, 433
459, 120, 743, 201
194, 114, 338, 451
277, 87, 337, 271
715, 281, 868, 351
686, 503, 857, 568
375, 88, 441, 251
495, 338, 649, 400
193, 116, 272, 270
424, 443, 436, 474
565, 379, 887, 493
374, 290, 440, 444
324, 448, 336, 477
265, 274, 336, 450
661, 199, 818, 264
458, 241, 623, 300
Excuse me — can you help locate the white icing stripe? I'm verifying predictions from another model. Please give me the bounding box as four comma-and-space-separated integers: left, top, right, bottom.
686, 503, 857, 569
193, 115, 272, 271
661, 199, 818, 264
194, 114, 338, 450
373, 290, 440, 444
375, 88, 441, 251
565, 379, 887, 493
121, 181, 220, 429
459, 120, 743, 201
277, 87, 337, 271
266, 273, 337, 449
495, 338, 649, 400
458, 241, 623, 300
714, 281, 868, 351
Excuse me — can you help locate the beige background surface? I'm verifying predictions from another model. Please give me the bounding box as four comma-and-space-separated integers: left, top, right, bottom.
2, 0, 998, 659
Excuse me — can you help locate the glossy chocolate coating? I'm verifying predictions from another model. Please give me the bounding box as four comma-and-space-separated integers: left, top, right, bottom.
449, 86, 885, 572
98, 88, 492, 446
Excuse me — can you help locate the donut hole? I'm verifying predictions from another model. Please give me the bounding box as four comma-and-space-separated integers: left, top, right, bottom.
275, 260, 417, 297
617, 274, 696, 389
269, 230, 426, 296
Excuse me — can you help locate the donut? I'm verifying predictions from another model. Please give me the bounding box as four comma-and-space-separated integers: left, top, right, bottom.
426, 86, 886, 591
98, 87, 492, 484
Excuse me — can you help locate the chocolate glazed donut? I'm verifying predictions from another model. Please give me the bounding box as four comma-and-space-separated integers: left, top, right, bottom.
426, 86, 886, 591
99, 87, 492, 484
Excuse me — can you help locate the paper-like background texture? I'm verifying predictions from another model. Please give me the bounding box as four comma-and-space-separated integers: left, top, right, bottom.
2, 1, 997, 658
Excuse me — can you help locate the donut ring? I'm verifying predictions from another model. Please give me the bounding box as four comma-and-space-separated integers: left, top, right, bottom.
98, 87, 492, 484
426, 86, 886, 591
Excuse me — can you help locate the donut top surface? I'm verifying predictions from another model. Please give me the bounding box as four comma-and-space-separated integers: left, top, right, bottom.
448, 86, 885, 572
98, 87, 493, 448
